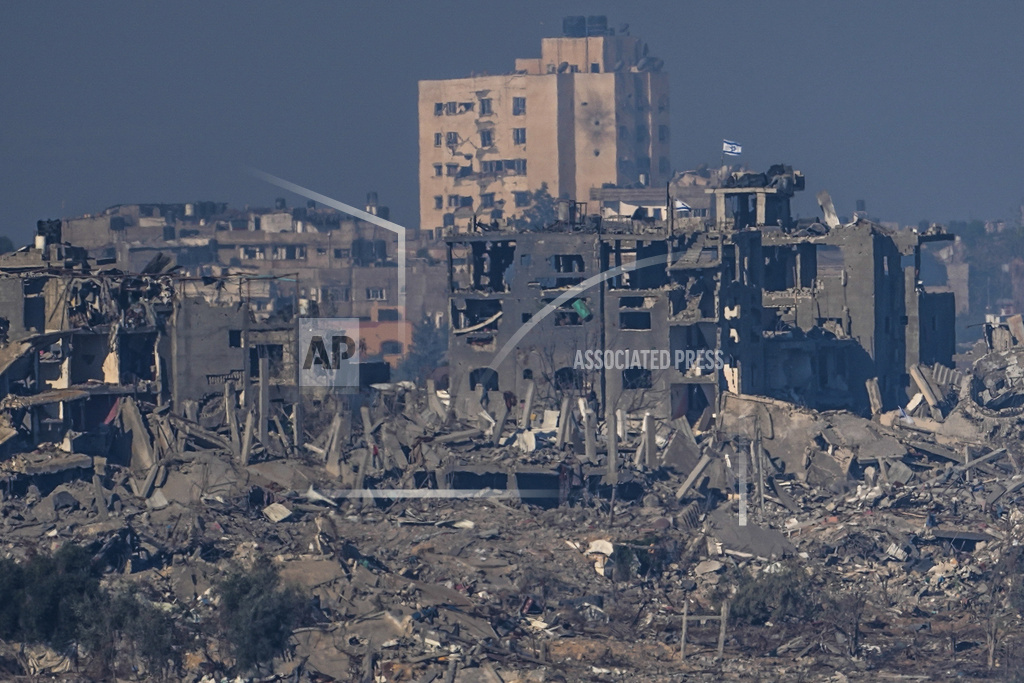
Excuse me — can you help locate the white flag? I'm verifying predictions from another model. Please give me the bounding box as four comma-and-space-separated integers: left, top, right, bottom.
722, 139, 742, 156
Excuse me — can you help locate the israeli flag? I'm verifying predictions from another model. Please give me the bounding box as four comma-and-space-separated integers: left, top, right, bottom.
722, 139, 742, 156
674, 200, 692, 212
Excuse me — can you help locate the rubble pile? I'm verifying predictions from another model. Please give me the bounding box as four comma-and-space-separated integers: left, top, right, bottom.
2, 332, 1024, 682
6, 307, 1024, 679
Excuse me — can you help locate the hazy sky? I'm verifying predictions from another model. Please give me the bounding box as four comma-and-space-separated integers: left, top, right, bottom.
2, 1, 1022, 242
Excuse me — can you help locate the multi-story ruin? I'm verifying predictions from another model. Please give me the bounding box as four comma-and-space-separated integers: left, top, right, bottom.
54, 195, 448, 364
445, 165, 957, 425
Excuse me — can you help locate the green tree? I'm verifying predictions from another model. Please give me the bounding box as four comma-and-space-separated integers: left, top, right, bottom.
215, 556, 306, 673
395, 317, 448, 382
18, 544, 101, 649
76, 587, 180, 679
514, 182, 558, 231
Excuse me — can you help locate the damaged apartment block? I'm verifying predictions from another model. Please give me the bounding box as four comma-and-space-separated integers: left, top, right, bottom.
445, 164, 957, 431
0, 226, 304, 477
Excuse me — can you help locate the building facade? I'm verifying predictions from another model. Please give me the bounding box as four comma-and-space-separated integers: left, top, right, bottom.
444, 165, 958, 425
419, 16, 670, 237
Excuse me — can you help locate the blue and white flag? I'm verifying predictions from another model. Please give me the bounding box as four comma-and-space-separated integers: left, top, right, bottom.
722, 139, 742, 156
674, 200, 692, 212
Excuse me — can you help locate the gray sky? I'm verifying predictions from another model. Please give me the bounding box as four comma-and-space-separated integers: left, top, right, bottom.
2, 1, 1022, 242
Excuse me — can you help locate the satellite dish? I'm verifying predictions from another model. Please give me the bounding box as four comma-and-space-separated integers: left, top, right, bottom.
558, 61, 569, 73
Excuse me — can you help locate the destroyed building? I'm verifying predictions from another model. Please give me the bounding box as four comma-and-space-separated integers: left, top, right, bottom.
0, 225, 314, 466
445, 165, 957, 424
54, 194, 448, 364
7, 178, 1024, 680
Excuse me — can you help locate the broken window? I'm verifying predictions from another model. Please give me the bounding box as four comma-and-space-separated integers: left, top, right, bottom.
434, 195, 443, 210
480, 193, 495, 208
444, 101, 457, 115
366, 287, 387, 300
480, 98, 493, 115
334, 248, 350, 259
434, 102, 443, 116
448, 195, 460, 208
229, 330, 242, 347
453, 299, 502, 332
270, 245, 306, 260
443, 213, 454, 227
466, 240, 516, 292
554, 310, 582, 326
459, 196, 473, 208
434, 132, 442, 147
445, 132, 459, 146
433, 164, 442, 176
620, 296, 657, 310
458, 101, 474, 113
620, 311, 652, 329
480, 129, 494, 147
552, 254, 585, 273
622, 368, 653, 389
446, 164, 459, 177
480, 158, 526, 175
514, 192, 531, 207
513, 127, 526, 144
670, 272, 716, 318
380, 340, 403, 355
512, 97, 526, 115
590, 62, 599, 73
469, 368, 499, 392
117, 331, 158, 384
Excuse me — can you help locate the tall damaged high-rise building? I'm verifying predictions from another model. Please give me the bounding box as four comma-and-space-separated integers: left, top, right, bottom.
419, 16, 670, 238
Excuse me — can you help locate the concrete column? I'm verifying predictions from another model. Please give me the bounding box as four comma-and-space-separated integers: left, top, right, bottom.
606, 411, 619, 485
519, 380, 535, 430
584, 410, 596, 463
555, 396, 572, 449
643, 412, 656, 468
258, 355, 269, 445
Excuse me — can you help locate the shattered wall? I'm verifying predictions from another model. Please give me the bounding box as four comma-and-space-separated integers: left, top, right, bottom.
169, 296, 247, 405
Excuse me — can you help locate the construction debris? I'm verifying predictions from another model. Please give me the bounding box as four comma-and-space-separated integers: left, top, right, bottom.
2, 172, 1023, 681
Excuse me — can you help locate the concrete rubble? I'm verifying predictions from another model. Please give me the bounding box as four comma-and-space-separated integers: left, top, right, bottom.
3, 330, 1024, 680
2, 181, 1024, 680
